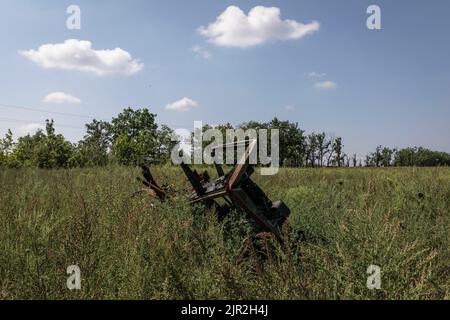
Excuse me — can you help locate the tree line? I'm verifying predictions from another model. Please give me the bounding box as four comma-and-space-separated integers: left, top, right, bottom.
364, 145, 450, 167
0, 108, 173, 169
0, 107, 449, 169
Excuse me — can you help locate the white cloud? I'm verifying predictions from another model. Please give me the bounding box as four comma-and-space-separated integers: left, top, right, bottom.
284, 105, 295, 110
198, 5, 320, 48
43, 92, 81, 104
18, 123, 45, 135
19, 39, 144, 76
165, 97, 198, 111
308, 72, 326, 78
314, 80, 337, 89
191, 46, 212, 59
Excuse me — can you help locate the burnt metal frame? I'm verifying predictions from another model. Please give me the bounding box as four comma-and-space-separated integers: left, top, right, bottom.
180, 139, 287, 243
140, 139, 290, 244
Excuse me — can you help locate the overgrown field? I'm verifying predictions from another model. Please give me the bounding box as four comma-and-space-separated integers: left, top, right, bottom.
0, 166, 449, 299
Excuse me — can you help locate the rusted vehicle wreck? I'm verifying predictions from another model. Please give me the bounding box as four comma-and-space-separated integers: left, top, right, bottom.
138, 139, 290, 244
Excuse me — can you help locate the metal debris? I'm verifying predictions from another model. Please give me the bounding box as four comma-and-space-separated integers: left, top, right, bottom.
139, 139, 290, 243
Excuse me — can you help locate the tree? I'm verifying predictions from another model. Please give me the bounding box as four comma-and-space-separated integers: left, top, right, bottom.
0, 129, 14, 166
394, 147, 416, 166
381, 147, 395, 167
72, 119, 112, 167
315, 132, 330, 167
265, 118, 305, 167
156, 125, 175, 163
331, 136, 344, 167
393, 147, 450, 167
110, 108, 159, 165
365, 145, 383, 167
365, 154, 373, 167
352, 154, 357, 167
38, 120, 74, 168
306, 133, 318, 167
11, 120, 74, 168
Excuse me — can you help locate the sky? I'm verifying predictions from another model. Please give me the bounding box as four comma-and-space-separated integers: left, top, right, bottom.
0, 0, 449, 160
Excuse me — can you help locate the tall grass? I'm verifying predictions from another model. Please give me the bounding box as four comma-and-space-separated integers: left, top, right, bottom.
0, 166, 448, 299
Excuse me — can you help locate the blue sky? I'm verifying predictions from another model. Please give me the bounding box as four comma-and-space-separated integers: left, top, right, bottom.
0, 0, 449, 160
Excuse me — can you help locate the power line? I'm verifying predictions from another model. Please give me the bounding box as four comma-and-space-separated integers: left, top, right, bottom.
0, 103, 109, 121
0, 102, 205, 130
0, 117, 85, 130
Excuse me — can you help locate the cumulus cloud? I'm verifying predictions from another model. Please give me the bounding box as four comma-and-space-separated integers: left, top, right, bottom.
19, 39, 144, 76
165, 97, 198, 111
314, 80, 337, 89
198, 5, 320, 48
18, 123, 45, 135
308, 71, 326, 78
43, 92, 81, 104
191, 46, 212, 59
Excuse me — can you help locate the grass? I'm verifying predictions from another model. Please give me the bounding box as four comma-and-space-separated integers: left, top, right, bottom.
0, 165, 449, 299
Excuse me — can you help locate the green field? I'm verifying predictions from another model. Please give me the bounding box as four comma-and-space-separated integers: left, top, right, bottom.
0, 166, 449, 299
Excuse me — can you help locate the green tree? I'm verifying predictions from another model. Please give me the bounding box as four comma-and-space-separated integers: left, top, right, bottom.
265, 118, 305, 167
306, 133, 318, 167
73, 119, 112, 167
110, 108, 159, 165
156, 124, 175, 163
331, 136, 344, 167
365, 145, 383, 167
393, 147, 450, 166
36, 120, 74, 168
381, 147, 395, 167
315, 132, 330, 167
0, 129, 14, 166
10, 120, 73, 168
